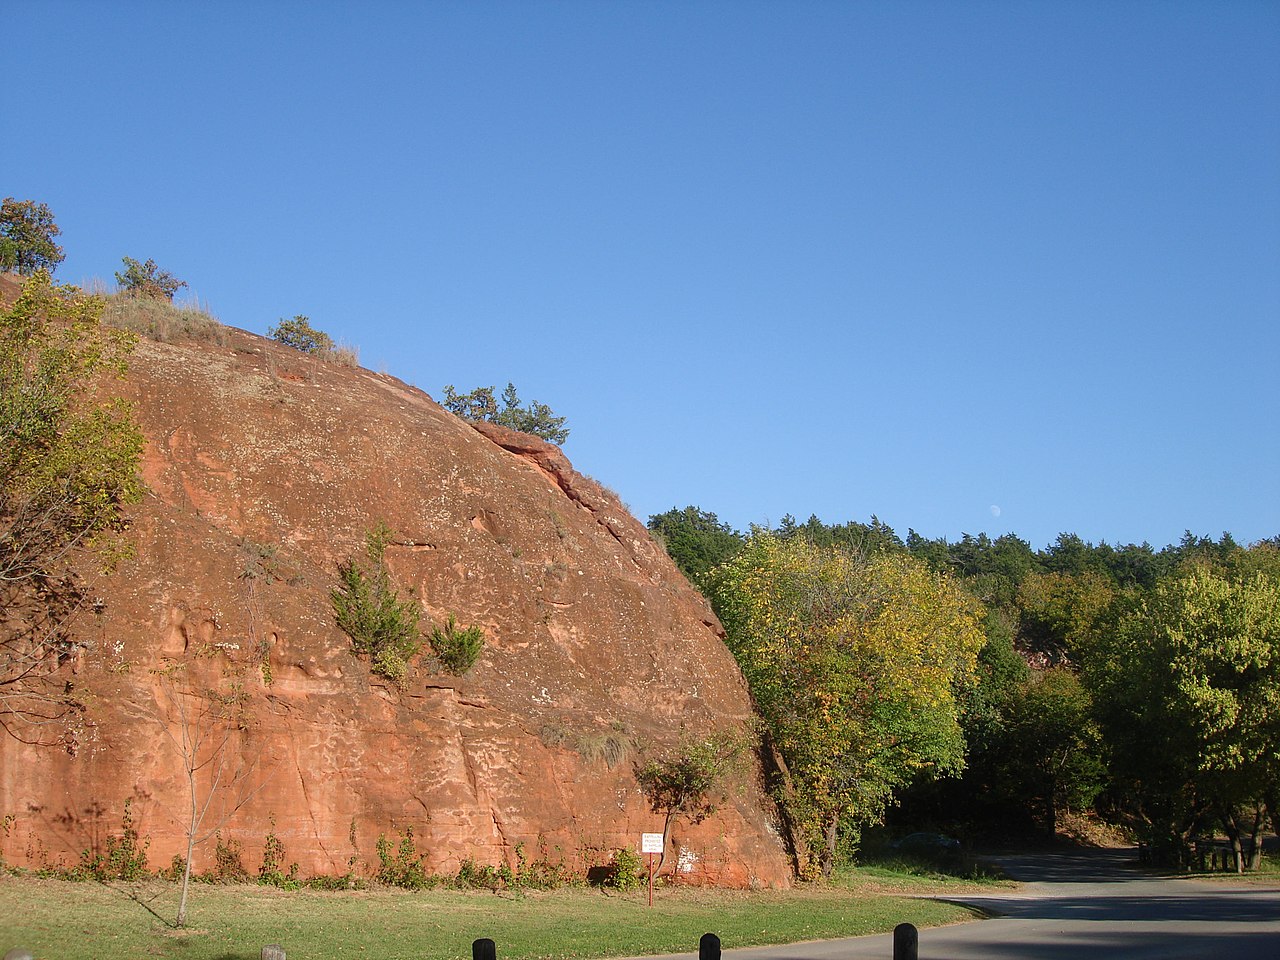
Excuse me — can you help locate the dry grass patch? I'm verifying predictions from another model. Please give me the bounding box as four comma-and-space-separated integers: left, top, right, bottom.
101, 293, 227, 345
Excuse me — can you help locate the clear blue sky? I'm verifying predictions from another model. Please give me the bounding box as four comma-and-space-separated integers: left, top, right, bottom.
10, 1, 1279, 550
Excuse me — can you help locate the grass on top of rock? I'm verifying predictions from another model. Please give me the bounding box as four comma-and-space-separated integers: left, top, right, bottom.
0, 863, 992, 960
100, 291, 227, 345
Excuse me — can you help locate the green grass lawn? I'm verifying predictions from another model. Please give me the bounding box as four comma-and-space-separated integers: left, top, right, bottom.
0, 868, 995, 960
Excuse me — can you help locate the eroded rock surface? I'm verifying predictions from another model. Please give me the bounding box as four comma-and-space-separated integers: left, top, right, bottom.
0, 297, 789, 887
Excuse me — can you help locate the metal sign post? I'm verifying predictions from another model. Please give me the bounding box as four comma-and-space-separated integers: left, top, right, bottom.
641, 833, 664, 907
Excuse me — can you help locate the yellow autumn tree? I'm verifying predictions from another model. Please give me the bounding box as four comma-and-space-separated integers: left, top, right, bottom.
1, 272, 143, 746
707, 534, 984, 878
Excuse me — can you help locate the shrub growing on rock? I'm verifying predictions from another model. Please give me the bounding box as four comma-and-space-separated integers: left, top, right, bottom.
115, 256, 187, 301
428, 615, 484, 675
635, 733, 743, 871
331, 522, 421, 682
2, 272, 143, 748
375, 827, 432, 889
441, 382, 569, 445
270, 315, 333, 354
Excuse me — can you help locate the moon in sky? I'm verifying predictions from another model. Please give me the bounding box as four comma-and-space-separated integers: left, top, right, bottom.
990, 505, 1002, 518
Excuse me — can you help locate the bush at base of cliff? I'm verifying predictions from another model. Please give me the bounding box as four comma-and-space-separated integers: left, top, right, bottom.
207, 833, 251, 883
74, 800, 151, 882
513, 838, 576, 889
455, 856, 515, 890
374, 828, 435, 889
258, 818, 300, 889
603, 846, 645, 890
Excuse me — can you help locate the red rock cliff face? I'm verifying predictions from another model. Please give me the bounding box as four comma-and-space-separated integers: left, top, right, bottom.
0, 309, 790, 887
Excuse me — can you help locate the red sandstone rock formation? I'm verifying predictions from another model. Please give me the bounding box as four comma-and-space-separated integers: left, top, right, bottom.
0, 281, 790, 887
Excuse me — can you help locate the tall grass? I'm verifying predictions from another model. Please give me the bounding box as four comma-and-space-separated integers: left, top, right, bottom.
99, 291, 227, 346
327, 341, 360, 367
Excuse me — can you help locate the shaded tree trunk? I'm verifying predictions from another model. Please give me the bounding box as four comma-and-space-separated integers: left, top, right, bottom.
759, 732, 808, 877
1221, 810, 1245, 874
1044, 779, 1058, 839
1247, 803, 1266, 872
821, 812, 840, 879
656, 809, 674, 875
1265, 788, 1279, 848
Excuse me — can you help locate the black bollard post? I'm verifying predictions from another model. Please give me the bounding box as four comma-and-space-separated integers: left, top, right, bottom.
698, 933, 721, 960
474, 938, 497, 960
892, 923, 918, 960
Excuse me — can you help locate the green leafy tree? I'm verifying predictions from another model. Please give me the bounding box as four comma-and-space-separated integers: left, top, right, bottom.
905, 528, 955, 573
0, 199, 65, 275
994, 668, 1106, 836
706, 535, 985, 877
1016, 570, 1116, 664
1, 272, 143, 745
634, 733, 743, 872
891, 610, 1037, 834
269, 315, 335, 354
1086, 567, 1280, 867
647, 506, 743, 585
115, 257, 187, 301
1223, 540, 1280, 582
331, 522, 421, 682
1042, 532, 1112, 578
1167, 531, 1244, 574
441, 384, 499, 421
951, 612, 1030, 763
442, 382, 569, 445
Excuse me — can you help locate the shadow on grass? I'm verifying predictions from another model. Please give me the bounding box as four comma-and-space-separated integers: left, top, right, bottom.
66, 875, 182, 929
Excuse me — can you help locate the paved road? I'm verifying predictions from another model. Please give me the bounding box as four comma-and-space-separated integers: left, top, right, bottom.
640, 848, 1280, 960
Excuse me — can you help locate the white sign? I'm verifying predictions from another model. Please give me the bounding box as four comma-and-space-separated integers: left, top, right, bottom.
641, 833, 664, 854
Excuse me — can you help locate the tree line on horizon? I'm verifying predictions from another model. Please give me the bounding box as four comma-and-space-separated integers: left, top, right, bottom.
649, 505, 1280, 874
